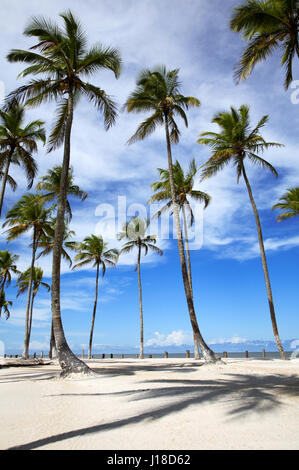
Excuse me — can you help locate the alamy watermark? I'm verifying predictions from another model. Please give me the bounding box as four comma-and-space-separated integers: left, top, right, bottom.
94, 196, 204, 250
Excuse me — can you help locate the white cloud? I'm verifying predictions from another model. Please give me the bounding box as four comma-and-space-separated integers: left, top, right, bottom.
145, 330, 193, 347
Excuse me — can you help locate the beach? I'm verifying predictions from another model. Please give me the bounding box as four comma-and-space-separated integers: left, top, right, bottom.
0, 357, 299, 450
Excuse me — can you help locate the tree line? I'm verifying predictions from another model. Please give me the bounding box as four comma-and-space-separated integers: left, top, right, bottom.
0, 2, 299, 375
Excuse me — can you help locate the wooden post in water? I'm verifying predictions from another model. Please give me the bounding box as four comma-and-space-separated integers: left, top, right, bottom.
3, 354, 6, 359
149, 354, 152, 358
33, 353, 36, 359
223, 352, 228, 358
164, 351, 169, 358
186, 350, 191, 358
245, 350, 249, 359
262, 349, 266, 359
110, 354, 113, 359
81, 349, 84, 359
102, 353, 105, 359
121, 354, 124, 359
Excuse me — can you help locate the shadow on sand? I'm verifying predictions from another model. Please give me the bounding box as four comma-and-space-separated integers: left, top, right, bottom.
7, 364, 299, 450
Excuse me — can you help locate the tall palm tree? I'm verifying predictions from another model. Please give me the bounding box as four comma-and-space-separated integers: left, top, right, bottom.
3, 193, 54, 358
118, 217, 163, 359
123, 66, 217, 362
36, 165, 88, 221
16, 267, 50, 347
198, 104, 287, 358
230, 0, 299, 89
0, 291, 12, 320
72, 235, 118, 359
272, 186, 299, 221
0, 102, 45, 215
149, 159, 211, 359
6, 10, 121, 374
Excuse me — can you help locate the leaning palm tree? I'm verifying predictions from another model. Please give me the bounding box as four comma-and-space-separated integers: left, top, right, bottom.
73, 235, 118, 359
272, 187, 299, 221
149, 159, 211, 359
0, 102, 45, 216
230, 0, 299, 89
123, 66, 217, 362
0, 291, 12, 320
16, 267, 50, 347
118, 217, 163, 359
6, 10, 121, 374
198, 104, 286, 358
36, 165, 88, 221
3, 193, 54, 358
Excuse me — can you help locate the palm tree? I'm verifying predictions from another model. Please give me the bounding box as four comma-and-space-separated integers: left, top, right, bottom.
230, 0, 299, 89
36, 165, 88, 221
272, 187, 299, 221
3, 193, 54, 358
198, 104, 287, 358
72, 235, 118, 359
0, 291, 12, 320
149, 159, 211, 359
6, 10, 121, 374
118, 217, 163, 359
123, 66, 217, 362
0, 102, 45, 216
16, 267, 50, 347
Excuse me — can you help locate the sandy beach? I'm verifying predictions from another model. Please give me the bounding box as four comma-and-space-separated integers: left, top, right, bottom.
0, 357, 299, 450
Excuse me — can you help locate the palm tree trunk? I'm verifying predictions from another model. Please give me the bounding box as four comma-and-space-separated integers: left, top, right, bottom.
88, 263, 100, 359
28, 291, 36, 344
22, 228, 37, 359
242, 166, 286, 359
49, 320, 56, 359
182, 204, 200, 360
137, 243, 144, 359
164, 115, 216, 363
51, 93, 90, 376
0, 147, 14, 217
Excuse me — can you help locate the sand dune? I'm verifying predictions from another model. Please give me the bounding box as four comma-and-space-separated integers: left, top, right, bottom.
0, 358, 299, 450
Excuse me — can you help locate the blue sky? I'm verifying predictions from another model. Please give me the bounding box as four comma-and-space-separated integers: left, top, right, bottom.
0, 0, 298, 354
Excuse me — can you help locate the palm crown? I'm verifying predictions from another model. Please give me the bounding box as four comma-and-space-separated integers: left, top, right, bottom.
198, 105, 282, 181
3, 193, 55, 242
0, 250, 20, 289
36, 165, 87, 220
6, 10, 122, 151
17, 266, 50, 297
36, 220, 76, 267
149, 159, 211, 224
0, 291, 12, 320
0, 102, 45, 186
123, 65, 200, 144
73, 235, 118, 275
272, 186, 299, 221
230, 0, 299, 89
118, 217, 163, 264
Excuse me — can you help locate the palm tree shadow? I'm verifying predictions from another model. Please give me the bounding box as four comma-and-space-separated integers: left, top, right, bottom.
9, 372, 299, 450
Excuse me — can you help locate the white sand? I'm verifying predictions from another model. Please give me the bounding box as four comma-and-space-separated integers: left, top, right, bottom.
0, 358, 299, 450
